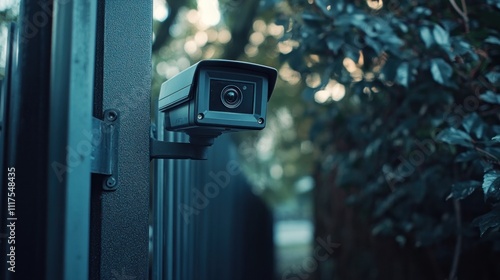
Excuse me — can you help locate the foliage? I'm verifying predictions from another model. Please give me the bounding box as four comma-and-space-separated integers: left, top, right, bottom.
278, 0, 500, 278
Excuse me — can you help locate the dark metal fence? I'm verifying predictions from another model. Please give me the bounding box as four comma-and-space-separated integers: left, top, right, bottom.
152, 121, 275, 280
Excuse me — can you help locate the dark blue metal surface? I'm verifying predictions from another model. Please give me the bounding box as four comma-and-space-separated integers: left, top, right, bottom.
89, 0, 152, 279
46, 0, 97, 279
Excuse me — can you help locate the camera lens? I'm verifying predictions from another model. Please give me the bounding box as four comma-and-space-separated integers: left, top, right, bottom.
224, 90, 237, 103
221, 85, 243, 108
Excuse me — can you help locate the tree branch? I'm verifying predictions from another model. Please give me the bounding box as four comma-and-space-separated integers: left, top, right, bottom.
220, 0, 260, 60
449, 199, 462, 280
152, 0, 186, 53
449, 0, 469, 33
475, 146, 500, 162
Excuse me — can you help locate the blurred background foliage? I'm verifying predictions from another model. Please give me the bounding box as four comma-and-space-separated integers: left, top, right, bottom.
282, 0, 500, 279
277, 0, 500, 279
150, 0, 500, 278
2, 0, 500, 279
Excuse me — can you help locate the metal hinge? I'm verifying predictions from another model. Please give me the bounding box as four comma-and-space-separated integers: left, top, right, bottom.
91, 110, 119, 190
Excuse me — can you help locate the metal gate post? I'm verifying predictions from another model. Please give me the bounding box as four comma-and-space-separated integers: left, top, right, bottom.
90, 1, 152, 279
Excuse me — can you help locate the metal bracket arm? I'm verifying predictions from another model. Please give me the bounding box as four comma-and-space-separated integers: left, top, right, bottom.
150, 139, 210, 160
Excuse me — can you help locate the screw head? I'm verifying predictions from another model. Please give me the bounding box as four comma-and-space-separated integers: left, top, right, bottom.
197, 113, 204, 120
258, 118, 264, 124
105, 177, 117, 188
106, 111, 117, 122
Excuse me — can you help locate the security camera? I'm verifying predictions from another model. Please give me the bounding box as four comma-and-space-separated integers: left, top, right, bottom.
151, 59, 277, 160
158, 59, 277, 138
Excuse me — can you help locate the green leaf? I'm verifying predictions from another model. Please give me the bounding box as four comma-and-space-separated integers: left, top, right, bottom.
451, 180, 481, 200
395, 62, 410, 87
486, 71, 500, 85
392, 18, 408, 33
430, 58, 453, 85
365, 36, 382, 54
364, 138, 382, 158
415, 6, 432, 16
479, 91, 500, 104
455, 150, 479, 162
485, 36, 500, 45
483, 170, 500, 201
374, 189, 406, 218
451, 39, 473, 56
334, 14, 355, 27
472, 206, 500, 237
380, 33, 404, 47
461, 113, 484, 139
302, 11, 324, 22
436, 127, 473, 148
487, 0, 500, 9
485, 148, 500, 163
433, 24, 449, 46
419, 26, 434, 48
327, 35, 344, 54
372, 219, 394, 236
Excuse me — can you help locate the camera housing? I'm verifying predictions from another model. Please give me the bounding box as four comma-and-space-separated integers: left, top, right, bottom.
158, 59, 277, 139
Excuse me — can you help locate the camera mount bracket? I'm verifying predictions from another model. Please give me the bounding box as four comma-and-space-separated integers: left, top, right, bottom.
149, 124, 215, 160
90, 110, 120, 191
150, 140, 211, 160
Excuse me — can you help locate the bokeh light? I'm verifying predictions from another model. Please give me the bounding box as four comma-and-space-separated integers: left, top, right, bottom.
314, 80, 346, 103
367, 0, 384, 10
153, 0, 168, 21
278, 63, 301, 85
305, 73, 321, 88
197, 0, 221, 28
